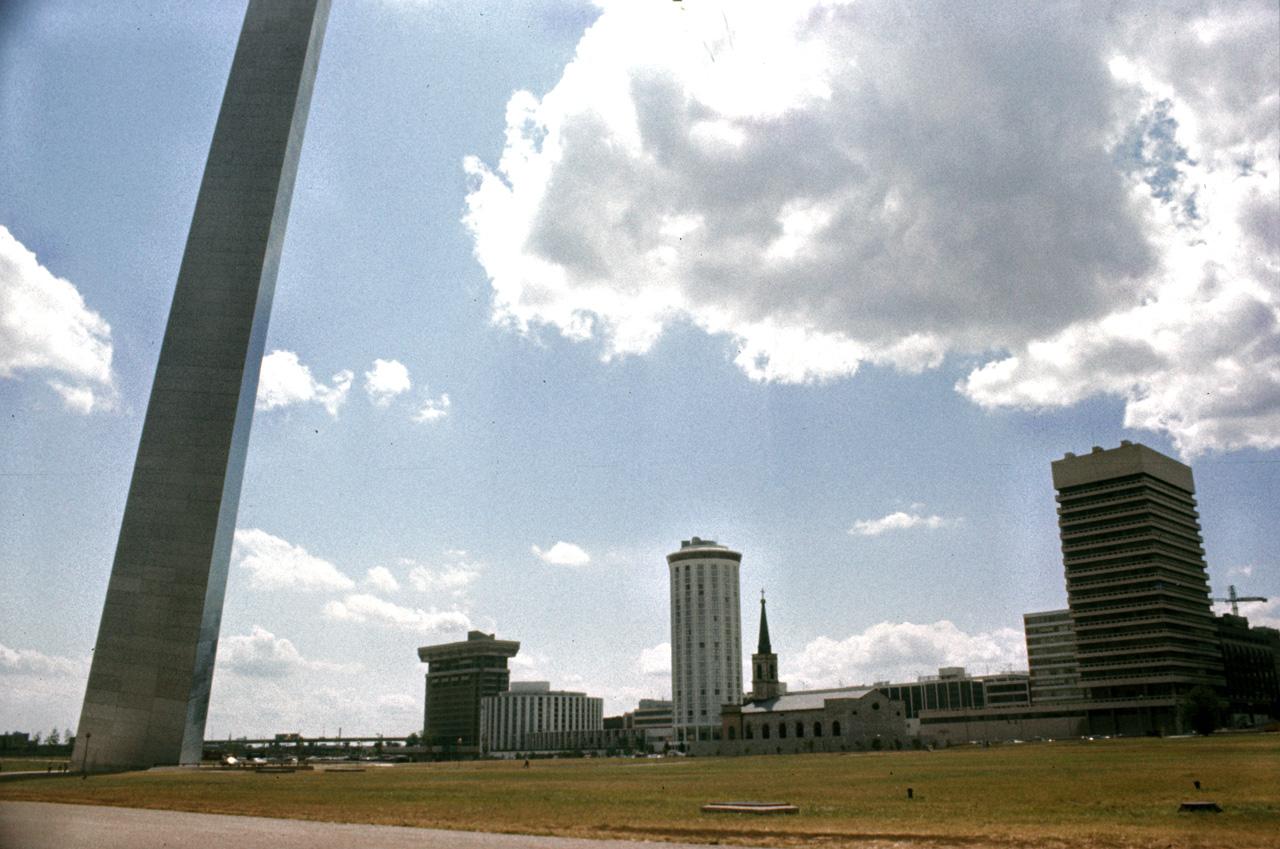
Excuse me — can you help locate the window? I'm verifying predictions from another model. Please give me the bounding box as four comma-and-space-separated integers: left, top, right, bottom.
762, 724, 770, 739
813, 722, 823, 737
795, 722, 804, 738
832, 721, 841, 736
778, 723, 787, 739
745, 724, 754, 739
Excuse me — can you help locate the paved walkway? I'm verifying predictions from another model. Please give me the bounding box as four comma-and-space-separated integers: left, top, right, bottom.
0, 802, 761, 849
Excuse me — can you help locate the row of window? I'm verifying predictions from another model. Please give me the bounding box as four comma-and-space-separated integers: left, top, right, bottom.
736, 720, 842, 740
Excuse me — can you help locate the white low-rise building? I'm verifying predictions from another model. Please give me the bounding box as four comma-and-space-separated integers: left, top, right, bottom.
480, 682, 603, 753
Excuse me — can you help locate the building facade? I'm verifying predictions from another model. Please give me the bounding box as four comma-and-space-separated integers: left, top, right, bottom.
1052, 442, 1224, 734
982, 673, 1033, 707
873, 667, 1001, 720
667, 537, 743, 742
718, 688, 909, 754
1023, 609, 1084, 703
1215, 615, 1280, 723
615, 699, 675, 747
627, 699, 674, 730
479, 682, 603, 753
524, 727, 649, 753
418, 631, 520, 753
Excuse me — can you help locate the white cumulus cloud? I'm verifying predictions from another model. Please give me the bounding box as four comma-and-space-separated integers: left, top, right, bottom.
0, 643, 80, 677
793, 621, 1028, 687
0, 225, 115, 411
256, 350, 352, 417
0, 643, 88, 732
413, 391, 451, 422
532, 541, 591, 567
406, 551, 481, 597
638, 643, 671, 677
850, 511, 954, 537
463, 0, 1279, 457
365, 566, 400, 593
408, 563, 478, 595
232, 528, 355, 591
219, 626, 305, 678
323, 594, 472, 636
365, 358, 411, 406
219, 626, 360, 678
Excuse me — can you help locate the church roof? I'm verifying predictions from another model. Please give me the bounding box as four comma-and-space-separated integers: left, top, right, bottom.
739, 686, 878, 713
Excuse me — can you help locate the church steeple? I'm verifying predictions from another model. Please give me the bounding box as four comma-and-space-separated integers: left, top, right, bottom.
751, 591, 782, 701
757, 592, 772, 654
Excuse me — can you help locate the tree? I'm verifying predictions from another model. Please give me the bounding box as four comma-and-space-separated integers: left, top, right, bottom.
1179, 685, 1225, 736
47, 729, 60, 746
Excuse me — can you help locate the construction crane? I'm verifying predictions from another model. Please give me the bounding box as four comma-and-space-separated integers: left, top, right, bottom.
1209, 585, 1268, 616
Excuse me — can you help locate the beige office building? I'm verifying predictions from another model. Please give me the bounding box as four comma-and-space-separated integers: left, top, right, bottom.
1023, 609, 1083, 703
1052, 442, 1224, 734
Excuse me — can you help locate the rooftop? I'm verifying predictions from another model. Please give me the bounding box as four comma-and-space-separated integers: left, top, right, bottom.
739, 687, 876, 713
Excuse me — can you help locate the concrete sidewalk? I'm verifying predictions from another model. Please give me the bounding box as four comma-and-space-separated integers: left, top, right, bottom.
0, 801, 757, 849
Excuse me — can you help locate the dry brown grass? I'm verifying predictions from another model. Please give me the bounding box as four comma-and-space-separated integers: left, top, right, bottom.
2, 735, 1277, 847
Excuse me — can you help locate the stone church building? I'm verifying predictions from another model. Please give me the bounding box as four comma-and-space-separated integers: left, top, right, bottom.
693, 596, 910, 756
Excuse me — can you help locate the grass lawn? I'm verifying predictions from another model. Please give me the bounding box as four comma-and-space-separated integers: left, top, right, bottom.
0, 758, 69, 773
2, 736, 1276, 847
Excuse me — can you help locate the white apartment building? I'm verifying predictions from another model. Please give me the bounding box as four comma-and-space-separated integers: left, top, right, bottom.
667, 537, 743, 742
479, 682, 603, 753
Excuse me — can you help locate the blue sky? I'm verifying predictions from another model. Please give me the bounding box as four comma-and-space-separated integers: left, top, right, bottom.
2, 0, 1277, 738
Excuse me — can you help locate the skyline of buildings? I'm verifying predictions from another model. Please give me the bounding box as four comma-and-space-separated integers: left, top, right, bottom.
8, 0, 1276, 751
486, 440, 1274, 752
406, 440, 1276, 755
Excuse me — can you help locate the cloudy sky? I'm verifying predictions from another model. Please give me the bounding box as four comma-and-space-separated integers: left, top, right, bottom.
2, 0, 1276, 738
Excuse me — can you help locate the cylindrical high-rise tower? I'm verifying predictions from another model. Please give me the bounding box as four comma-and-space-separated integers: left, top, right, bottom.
667, 537, 742, 743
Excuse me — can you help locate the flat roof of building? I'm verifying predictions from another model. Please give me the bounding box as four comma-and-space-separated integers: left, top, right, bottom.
667, 536, 742, 563
418, 630, 520, 662
1051, 441, 1194, 492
